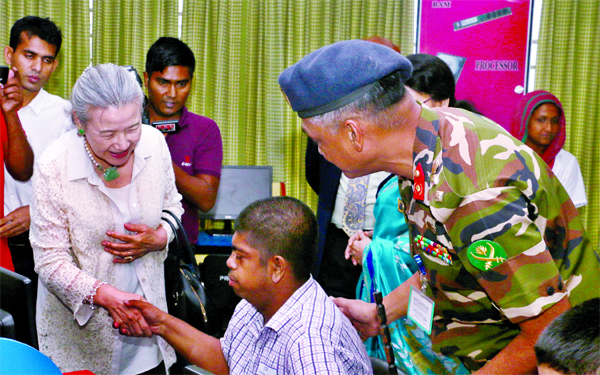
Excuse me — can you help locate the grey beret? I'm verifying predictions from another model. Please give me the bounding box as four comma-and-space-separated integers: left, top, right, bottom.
278, 39, 412, 118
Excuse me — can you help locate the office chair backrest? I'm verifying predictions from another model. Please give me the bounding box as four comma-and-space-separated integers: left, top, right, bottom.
200, 254, 241, 318
0, 267, 38, 349
0, 338, 61, 374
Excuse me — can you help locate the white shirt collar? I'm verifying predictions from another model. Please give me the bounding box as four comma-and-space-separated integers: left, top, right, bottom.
21, 88, 48, 117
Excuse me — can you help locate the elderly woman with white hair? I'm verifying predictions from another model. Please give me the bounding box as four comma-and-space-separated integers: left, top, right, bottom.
31, 64, 182, 375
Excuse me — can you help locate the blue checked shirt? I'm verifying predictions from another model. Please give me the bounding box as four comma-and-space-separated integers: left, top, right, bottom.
221, 277, 372, 375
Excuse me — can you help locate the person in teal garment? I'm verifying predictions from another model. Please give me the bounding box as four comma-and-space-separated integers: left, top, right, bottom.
346, 175, 469, 375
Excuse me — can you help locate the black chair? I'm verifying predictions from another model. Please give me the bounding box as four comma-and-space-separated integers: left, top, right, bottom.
199, 254, 240, 330
0, 267, 38, 349
0, 309, 15, 339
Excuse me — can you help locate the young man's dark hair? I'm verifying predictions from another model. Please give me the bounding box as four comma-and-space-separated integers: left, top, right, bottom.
9, 16, 62, 55
145, 37, 196, 78
535, 297, 600, 375
234, 196, 318, 281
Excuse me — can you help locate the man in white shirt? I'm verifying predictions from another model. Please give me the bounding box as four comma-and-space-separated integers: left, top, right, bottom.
1, 16, 73, 292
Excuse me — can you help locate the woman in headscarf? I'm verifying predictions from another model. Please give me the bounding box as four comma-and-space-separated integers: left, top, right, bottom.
509, 90, 587, 208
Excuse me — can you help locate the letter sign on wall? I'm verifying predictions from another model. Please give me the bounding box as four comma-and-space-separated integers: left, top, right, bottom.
417, 0, 534, 129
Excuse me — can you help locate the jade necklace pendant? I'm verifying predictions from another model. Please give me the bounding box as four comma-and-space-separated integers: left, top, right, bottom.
103, 167, 119, 181
84, 139, 121, 182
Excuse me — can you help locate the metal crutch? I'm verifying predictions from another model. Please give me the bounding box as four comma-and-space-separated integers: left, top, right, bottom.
374, 290, 398, 374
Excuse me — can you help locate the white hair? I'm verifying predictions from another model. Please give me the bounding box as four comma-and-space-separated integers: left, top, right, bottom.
70, 64, 143, 126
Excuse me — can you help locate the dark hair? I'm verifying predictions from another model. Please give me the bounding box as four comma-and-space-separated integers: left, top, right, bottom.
405, 54, 456, 105
405, 53, 483, 115
454, 100, 483, 115
234, 197, 318, 282
145, 37, 196, 78
535, 298, 600, 375
10, 16, 63, 56
311, 69, 407, 130
367, 70, 407, 112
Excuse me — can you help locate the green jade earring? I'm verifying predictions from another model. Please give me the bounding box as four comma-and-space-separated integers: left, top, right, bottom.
83, 139, 120, 181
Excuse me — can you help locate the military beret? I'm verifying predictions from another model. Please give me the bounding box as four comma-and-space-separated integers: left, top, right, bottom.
278, 39, 412, 119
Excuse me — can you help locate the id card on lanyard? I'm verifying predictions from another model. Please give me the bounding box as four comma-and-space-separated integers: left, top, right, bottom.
408, 254, 435, 335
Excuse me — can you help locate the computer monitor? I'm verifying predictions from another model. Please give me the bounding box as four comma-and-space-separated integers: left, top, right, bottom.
0, 267, 37, 349
199, 165, 273, 221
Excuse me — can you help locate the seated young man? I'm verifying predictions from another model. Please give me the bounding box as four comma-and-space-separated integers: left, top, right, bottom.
119, 196, 372, 375
535, 297, 600, 375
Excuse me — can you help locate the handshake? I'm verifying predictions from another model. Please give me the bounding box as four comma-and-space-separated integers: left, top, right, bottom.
110, 299, 165, 338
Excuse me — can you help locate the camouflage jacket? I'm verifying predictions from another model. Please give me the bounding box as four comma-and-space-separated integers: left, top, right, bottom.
398, 106, 599, 371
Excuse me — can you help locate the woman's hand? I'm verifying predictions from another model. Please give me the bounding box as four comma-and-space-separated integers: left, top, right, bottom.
94, 283, 153, 337
345, 230, 373, 266
103, 223, 168, 263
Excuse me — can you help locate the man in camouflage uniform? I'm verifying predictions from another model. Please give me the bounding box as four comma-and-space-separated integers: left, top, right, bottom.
278, 40, 600, 374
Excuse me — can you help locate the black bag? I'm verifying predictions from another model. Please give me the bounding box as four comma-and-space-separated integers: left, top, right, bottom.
161, 210, 220, 336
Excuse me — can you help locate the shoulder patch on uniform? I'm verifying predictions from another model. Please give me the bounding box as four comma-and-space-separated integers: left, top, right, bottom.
467, 240, 507, 271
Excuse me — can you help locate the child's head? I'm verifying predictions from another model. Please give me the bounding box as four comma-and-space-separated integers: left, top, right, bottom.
535, 298, 600, 375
